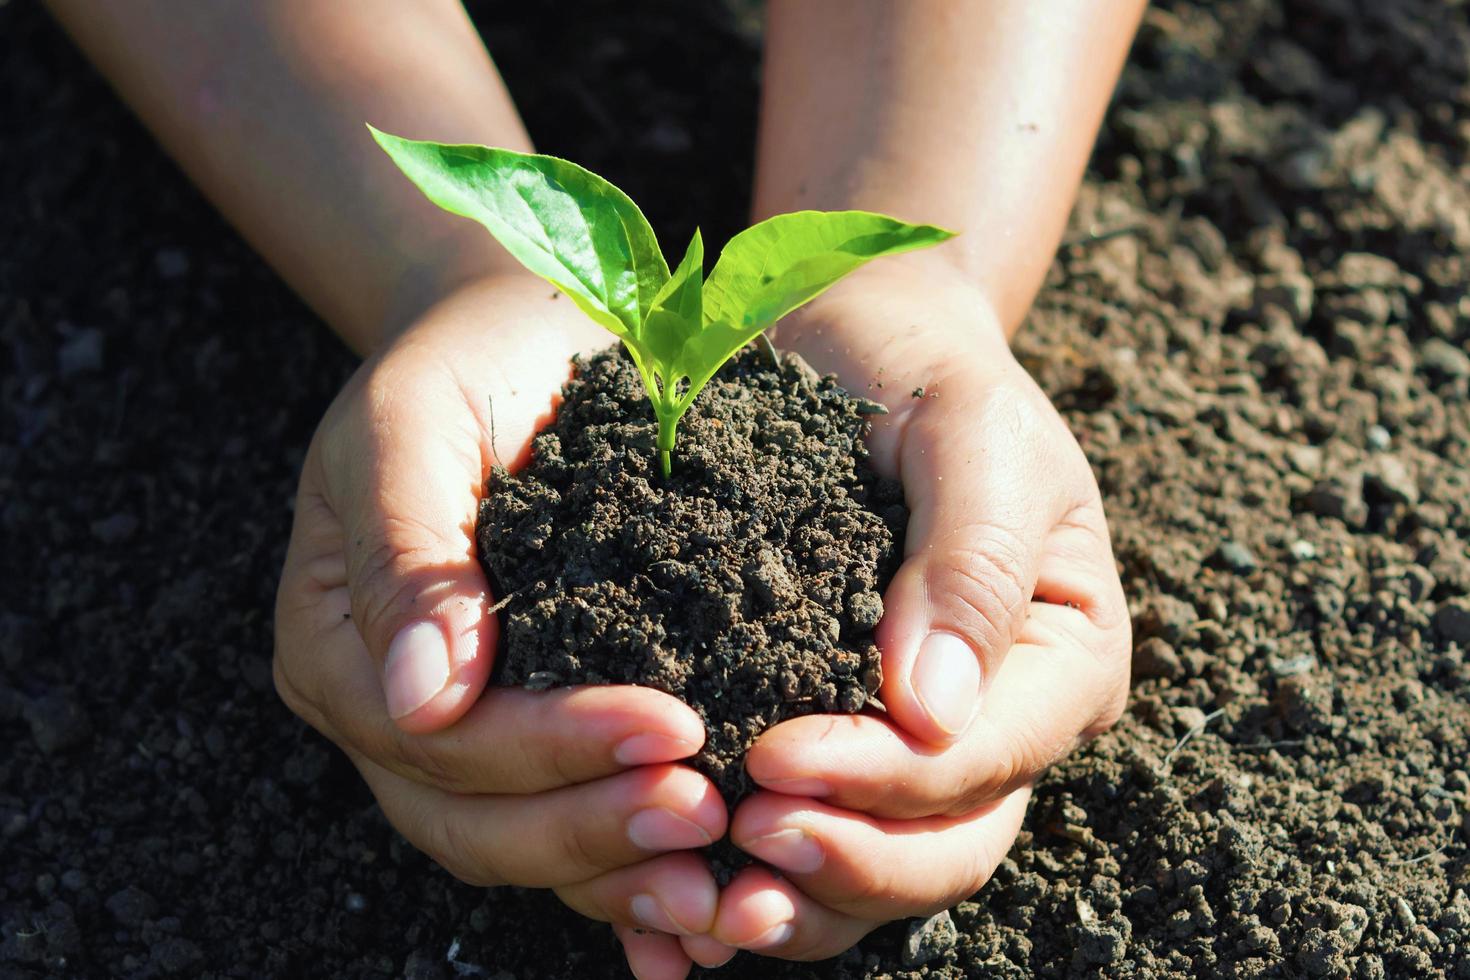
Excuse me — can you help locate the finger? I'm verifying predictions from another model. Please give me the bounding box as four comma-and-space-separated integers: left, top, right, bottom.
709, 865, 873, 961
613, 926, 693, 980
559, 852, 719, 937
730, 786, 1030, 922
275, 524, 707, 794
355, 754, 727, 887
877, 373, 1086, 746
282, 603, 705, 794
747, 604, 1127, 818
678, 935, 737, 969
320, 294, 589, 734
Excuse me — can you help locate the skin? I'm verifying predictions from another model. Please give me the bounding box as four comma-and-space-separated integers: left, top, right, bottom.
652, 2, 1146, 967
50, 1, 1144, 976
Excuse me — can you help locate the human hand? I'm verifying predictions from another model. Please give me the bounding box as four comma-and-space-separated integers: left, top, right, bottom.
678, 258, 1131, 965
272, 275, 728, 973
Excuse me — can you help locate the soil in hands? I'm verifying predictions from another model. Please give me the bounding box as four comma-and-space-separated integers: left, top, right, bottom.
477, 345, 906, 803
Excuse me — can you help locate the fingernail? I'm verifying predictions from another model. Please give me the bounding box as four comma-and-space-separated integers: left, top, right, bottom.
760, 777, 833, 798
630, 894, 688, 935
627, 807, 713, 851
384, 621, 450, 719
911, 631, 981, 736
614, 733, 697, 766
741, 828, 824, 874
740, 922, 794, 950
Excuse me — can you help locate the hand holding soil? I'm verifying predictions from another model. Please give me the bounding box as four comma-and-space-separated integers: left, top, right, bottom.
666, 260, 1132, 963
272, 274, 731, 937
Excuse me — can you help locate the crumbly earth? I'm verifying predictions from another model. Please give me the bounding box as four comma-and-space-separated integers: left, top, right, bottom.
478, 347, 903, 804
2, 0, 1468, 978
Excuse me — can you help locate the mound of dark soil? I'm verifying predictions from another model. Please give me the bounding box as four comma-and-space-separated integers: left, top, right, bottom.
478, 346, 904, 803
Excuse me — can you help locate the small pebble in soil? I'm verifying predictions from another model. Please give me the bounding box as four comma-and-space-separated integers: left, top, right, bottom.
344, 892, 368, 913
902, 910, 958, 967
1433, 601, 1470, 646
57, 327, 104, 378
1269, 653, 1318, 677
22, 693, 92, 755
106, 886, 159, 928
154, 247, 190, 279
1289, 539, 1317, 561
1364, 455, 1418, 506
1133, 636, 1184, 681
846, 591, 884, 631
1305, 474, 1368, 526
1217, 541, 1258, 574
1366, 424, 1392, 451
1421, 338, 1470, 379
90, 511, 140, 545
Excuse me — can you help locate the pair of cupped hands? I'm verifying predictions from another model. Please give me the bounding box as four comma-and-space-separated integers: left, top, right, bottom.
273, 257, 1130, 979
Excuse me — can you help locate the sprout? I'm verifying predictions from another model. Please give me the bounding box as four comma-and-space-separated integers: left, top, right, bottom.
371, 126, 954, 475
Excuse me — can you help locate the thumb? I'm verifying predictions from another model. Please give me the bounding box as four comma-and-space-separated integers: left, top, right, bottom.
322, 357, 496, 735
875, 383, 1071, 746
316, 276, 610, 736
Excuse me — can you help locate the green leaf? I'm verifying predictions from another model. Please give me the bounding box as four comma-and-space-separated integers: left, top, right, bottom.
368, 126, 668, 337
639, 229, 704, 398
368, 128, 956, 477
682, 210, 955, 406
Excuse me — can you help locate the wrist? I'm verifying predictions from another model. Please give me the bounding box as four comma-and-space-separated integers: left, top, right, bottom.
384, 270, 609, 362
369, 259, 546, 355
775, 253, 1012, 360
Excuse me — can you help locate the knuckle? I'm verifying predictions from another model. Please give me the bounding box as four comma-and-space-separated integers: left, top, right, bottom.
433, 811, 504, 887
271, 643, 329, 736
951, 757, 1022, 817
393, 729, 472, 794
553, 813, 608, 882
928, 528, 1032, 655
1087, 673, 1131, 737
271, 651, 309, 719
975, 723, 1055, 803
542, 738, 583, 788
349, 530, 449, 640
843, 860, 904, 908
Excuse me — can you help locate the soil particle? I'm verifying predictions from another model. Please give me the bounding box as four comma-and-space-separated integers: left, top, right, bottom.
1421, 338, 1470, 380
902, 910, 958, 968
478, 346, 905, 803
21, 692, 92, 755
105, 887, 158, 929
55, 327, 103, 378
1215, 540, 1258, 574
1434, 600, 1470, 646
149, 936, 203, 974
1133, 636, 1185, 681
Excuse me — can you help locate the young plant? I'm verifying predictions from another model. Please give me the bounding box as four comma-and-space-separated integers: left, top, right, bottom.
369, 126, 954, 476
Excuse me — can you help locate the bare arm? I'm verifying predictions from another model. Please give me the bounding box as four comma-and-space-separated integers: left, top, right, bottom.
755, 0, 1146, 336
46, 0, 531, 353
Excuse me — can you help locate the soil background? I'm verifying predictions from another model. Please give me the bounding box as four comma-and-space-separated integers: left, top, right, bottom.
2, 1, 1468, 978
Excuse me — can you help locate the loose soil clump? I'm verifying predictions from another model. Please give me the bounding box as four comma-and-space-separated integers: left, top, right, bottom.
478, 346, 904, 803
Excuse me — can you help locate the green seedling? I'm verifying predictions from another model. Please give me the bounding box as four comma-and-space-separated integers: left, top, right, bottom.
370, 126, 954, 476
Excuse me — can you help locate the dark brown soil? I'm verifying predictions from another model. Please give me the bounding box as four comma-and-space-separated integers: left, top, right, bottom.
3, 0, 1468, 978
478, 347, 903, 804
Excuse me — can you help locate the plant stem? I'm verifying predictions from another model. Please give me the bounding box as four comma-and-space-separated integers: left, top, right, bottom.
655, 410, 678, 479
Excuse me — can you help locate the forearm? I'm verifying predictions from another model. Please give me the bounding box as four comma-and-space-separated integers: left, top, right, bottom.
755, 0, 1145, 337
47, 0, 530, 354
